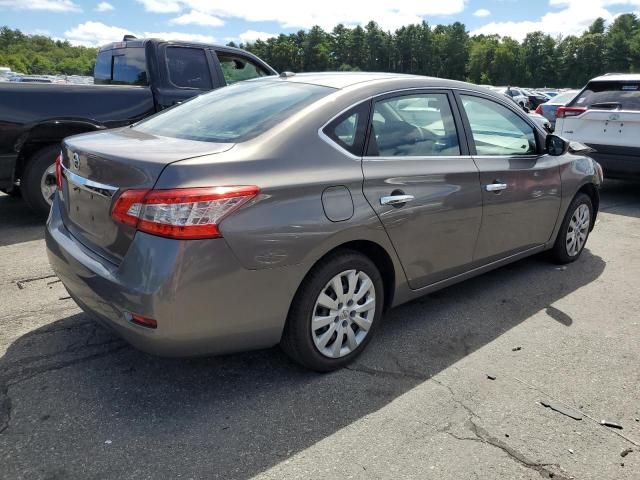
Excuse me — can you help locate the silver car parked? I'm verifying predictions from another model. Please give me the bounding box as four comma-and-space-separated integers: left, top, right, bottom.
46, 73, 603, 371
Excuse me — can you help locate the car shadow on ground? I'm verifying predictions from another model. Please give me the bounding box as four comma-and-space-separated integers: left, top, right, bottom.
0, 247, 606, 479
0, 193, 45, 246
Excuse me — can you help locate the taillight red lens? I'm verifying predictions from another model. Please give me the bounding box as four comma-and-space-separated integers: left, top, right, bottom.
111, 186, 259, 239
55, 152, 63, 191
556, 107, 586, 118
535, 105, 543, 115
130, 313, 157, 329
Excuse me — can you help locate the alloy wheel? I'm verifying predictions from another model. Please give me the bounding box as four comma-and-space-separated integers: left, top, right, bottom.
311, 269, 376, 359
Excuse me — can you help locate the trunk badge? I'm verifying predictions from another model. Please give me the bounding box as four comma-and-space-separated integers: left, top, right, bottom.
609, 113, 620, 121
73, 153, 80, 170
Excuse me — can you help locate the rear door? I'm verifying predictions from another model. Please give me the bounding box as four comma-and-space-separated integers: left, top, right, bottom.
361, 90, 483, 289
455, 92, 561, 262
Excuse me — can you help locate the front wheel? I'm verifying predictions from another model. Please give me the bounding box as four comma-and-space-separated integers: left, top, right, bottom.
550, 193, 593, 264
281, 250, 384, 372
22, 145, 60, 216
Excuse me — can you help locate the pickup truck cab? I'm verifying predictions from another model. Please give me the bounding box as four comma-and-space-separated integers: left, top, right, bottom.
555, 74, 640, 179
0, 37, 277, 214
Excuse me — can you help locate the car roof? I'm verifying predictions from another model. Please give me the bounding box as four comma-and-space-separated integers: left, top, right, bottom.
265, 72, 493, 93
590, 73, 640, 82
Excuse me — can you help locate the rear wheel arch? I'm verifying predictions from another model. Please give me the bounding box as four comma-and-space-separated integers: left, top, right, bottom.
289, 240, 396, 318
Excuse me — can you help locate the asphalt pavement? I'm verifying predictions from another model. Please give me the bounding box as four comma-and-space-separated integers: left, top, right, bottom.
0, 181, 638, 480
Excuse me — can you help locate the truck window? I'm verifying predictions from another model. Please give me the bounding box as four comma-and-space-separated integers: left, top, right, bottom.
166, 47, 212, 90
94, 48, 148, 86
217, 53, 269, 84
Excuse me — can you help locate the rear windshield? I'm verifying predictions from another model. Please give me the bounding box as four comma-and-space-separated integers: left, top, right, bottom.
95, 47, 148, 86
550, 90, 578, 105
571, 81, 640, 110
133, 80, 334, 143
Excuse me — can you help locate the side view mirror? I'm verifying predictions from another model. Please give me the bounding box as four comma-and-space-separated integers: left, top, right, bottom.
546, 134, 569, 156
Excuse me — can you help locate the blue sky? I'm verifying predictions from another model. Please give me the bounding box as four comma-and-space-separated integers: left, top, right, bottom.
1, 0, 639, 46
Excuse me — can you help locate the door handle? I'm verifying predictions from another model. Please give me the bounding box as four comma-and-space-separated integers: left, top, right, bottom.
485, 183, 508, 192
380, 194, 415, 206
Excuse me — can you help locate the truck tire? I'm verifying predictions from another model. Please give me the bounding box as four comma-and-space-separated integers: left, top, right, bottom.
22, 145, 60, 216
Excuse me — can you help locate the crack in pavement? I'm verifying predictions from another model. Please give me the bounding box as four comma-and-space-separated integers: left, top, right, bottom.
346, 360, 572, 480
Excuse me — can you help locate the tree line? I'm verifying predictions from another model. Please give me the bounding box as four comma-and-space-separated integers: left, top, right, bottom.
2, 13, 640, 86
236, 14, 640, 88
0, 27, 97, 76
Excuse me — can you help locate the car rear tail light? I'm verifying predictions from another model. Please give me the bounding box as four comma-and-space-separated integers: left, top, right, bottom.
111, 186, 259, 239
556, 107, 586, 118
535, 105, 543, 115
130, 313, 157, 329
55, 152, 63, 191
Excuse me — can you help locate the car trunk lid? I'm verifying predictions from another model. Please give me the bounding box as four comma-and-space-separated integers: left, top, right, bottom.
59, 128, 233, 263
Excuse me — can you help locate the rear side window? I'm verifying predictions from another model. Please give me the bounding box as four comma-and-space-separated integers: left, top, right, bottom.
166, 47, 212, 90
323, 102, 370, 155
134, 81, 333, 143
217, 53, 270, 84
94, 48, 148, 86
572, 81, 640, 111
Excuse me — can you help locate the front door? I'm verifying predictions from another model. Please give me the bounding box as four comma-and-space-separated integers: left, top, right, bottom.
362, 91, 483, 289
455, 93, 562, 262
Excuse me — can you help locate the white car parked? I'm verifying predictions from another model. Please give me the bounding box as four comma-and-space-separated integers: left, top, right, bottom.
555, 74, 640, 179
492, 86, 530, 109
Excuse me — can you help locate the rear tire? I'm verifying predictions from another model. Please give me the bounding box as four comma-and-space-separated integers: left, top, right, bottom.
281, 250, 384, 372
21, 144, 60, 216
550, 193, 593, 264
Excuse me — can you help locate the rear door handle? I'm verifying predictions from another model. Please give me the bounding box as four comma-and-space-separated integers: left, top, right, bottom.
485, 183, 508, 192
380, 194, 415, 206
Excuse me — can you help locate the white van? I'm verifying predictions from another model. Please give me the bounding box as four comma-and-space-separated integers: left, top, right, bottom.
555, 74, 640, 179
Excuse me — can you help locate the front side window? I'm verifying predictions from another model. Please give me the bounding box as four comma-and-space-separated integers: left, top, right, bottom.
134, 81, 333, 143
367, 93, 460, 157
166, 47, 212, 89
217, 53, 269, 84
461, 95, 537, 156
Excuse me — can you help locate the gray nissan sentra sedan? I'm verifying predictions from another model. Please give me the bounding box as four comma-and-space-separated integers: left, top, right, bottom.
46, 72, 603, 371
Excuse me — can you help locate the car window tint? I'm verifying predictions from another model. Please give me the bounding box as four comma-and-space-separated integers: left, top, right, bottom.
112, 51, 148, 86
461, 95, 536, 156
217, 53, 269, 84
166, 47, 212, 89
368, 93, 460, 157
323, 102, 369, 155
571, 81, 640, 111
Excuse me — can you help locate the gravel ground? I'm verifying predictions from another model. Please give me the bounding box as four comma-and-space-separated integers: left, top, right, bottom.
0, 181, 638, 480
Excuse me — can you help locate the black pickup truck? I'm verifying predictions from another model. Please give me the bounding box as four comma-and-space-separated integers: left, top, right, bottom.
0, 37, 276, 214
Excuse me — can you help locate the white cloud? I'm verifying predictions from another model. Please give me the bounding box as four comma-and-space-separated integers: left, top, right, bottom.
95, 2, 114, 12
169, 10, 224, 27
0, 0, 81, 12
64, 21, 217, 46
473, 9, 491, 17
137, 0, 466, 31
64, 21, 133, 46
472, 0, 640, 41
238, 30, 278, 43
135, 0, 181, 13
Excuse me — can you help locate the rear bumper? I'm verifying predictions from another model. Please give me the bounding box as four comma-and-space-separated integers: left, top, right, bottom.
46, 195, 301, 357
586, 144, 640, 179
